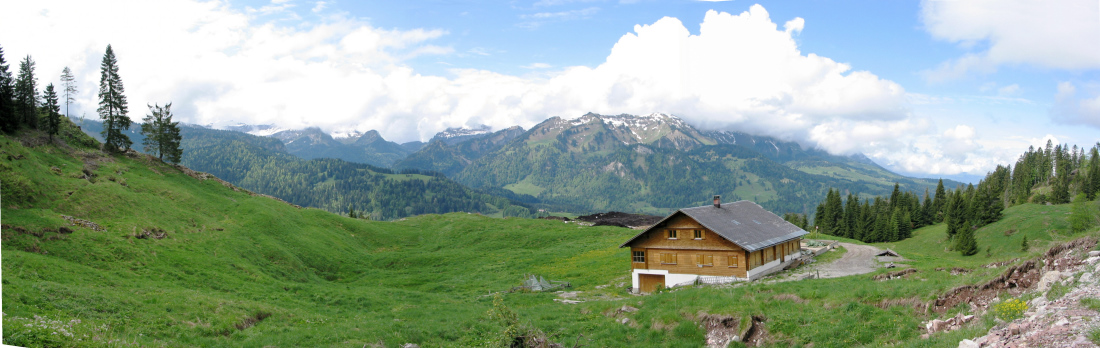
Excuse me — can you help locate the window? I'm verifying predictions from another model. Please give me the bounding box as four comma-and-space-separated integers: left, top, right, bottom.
728, 254, 738, 268
667, 229, 678, 239
695, 254, 713, 266
632, 251, 645, 263
660, 253, 677, 264
693, 229, 704, 239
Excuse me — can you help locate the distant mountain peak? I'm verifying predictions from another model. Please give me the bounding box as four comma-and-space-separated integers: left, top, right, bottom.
225, 123, 286, 137
437, 124, 492, 139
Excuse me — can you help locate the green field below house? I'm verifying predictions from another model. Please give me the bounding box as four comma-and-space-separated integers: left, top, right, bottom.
3, 129, 1100, 347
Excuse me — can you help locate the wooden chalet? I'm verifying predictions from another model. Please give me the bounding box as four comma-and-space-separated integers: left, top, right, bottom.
620, 196, 808, 293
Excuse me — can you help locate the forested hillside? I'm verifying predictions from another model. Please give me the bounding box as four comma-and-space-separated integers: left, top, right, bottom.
811, 141, 1100, 250
178, 126, 538, 220
75, 118, 537, 220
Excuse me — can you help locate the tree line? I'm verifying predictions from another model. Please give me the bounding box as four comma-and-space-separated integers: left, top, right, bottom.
0, 44, 181, 162
803, 142, 1100, 256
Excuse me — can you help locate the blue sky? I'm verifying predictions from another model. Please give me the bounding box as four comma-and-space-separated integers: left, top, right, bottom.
3, 0, 1099, 181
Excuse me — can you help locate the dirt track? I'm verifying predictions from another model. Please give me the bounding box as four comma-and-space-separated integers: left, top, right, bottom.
795, 243, 884, 279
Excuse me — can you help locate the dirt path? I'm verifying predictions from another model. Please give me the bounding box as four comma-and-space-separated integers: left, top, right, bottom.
792, 243, 884, 279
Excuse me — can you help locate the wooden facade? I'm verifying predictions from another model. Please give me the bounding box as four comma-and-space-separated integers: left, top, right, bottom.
623, 209, 804, 291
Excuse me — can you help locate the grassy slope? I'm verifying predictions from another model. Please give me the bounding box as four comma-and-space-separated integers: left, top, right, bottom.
0, 132, 633, 347
4, 127, 1099, 347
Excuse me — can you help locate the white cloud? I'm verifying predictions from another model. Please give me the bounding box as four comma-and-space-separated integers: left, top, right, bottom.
521, 63, 553, 69
921, 0, 1100, 81
1052, 82, 1100, 128
3, 1, 1020, 176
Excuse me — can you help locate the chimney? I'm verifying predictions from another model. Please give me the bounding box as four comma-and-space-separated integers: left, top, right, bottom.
713, 195, 721, 208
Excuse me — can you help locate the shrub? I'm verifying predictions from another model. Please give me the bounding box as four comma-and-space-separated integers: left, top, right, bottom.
991, 298, 1028, 321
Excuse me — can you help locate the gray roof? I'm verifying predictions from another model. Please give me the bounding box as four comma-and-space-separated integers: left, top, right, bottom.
620, 200, 808, 252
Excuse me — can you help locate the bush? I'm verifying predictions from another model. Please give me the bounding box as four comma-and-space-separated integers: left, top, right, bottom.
991, 298, 1028, 321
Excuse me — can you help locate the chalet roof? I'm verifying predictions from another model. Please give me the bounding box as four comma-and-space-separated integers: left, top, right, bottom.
619, 200, 808, 252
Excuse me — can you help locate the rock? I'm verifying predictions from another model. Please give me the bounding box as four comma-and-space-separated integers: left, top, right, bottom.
958, 339, 979, 348
595, 284, 609, 289
402, 344, 420, 348
1081, 272, 1093, 284
1086, 256, 1100, 265
1055, 318, 1070, 326
620, 305, 639, 313
1037, 271, 1063, 292
929, 319, 949, 333
1089, 250, 1100, 257
1008, 323, 1021, 335
962, 315, 975, 323
1030, 296, 1048, 308
619, 317, 630, 324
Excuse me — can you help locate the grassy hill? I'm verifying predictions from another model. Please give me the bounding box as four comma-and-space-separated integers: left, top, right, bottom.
3, 123, 1099, 347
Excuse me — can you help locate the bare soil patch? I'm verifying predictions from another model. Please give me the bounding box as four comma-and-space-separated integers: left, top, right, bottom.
575, 211, 663, 229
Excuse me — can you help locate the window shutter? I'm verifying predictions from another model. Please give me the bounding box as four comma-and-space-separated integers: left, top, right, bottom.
705, 255, 713, 265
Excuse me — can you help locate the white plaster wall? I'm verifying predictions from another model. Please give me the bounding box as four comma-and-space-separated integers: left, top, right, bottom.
632, 269, 699, 292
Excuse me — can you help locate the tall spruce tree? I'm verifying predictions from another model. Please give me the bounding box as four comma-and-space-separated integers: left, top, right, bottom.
60, 66, 77, 118
14, 55, 38, 129
42, 83, 61, 140
954, 222, 978, 256
1087, 147, 1100, 201
98, 45, 131, 153
0, 45, 16, 133
140, 103, 183, 162
933, 179, 946, 222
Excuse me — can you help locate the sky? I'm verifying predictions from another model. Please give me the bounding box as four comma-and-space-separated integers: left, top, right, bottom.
2, 0, 1099, 182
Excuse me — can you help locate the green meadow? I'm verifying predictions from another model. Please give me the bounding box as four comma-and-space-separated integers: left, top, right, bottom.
2, 128, 1098, 347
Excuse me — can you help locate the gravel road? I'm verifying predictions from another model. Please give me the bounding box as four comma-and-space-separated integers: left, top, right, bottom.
793, 243, 884, 279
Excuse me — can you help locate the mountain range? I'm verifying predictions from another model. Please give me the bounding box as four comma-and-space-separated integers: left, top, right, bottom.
75, 112, 960, 217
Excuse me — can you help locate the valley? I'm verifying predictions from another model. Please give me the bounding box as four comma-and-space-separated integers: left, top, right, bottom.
3, 119, 1100, 347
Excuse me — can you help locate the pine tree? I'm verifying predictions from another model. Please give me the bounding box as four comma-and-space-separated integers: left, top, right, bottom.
1020, 235, 1029, 252
933, 179, 946, 222
0, 45, 16, 133
140, 103, 182, 162
60, 66, 77, 118
98, 45, 131, 153
889, 183, 901, 210
887, 210, 899, 242
900, 211, 912, 239
42, 83, 61, 140
14, 55, 38, 129
954, 222, 978, 256
1086, 147, 1100, 201
920, 188, 933, 227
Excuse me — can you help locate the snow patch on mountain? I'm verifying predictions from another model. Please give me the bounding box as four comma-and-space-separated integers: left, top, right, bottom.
436, 125, 492, 139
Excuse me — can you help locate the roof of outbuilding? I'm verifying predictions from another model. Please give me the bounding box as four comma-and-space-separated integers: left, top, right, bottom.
619, 200, 808, 252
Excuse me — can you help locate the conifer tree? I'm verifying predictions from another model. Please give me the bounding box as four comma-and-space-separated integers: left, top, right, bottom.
140, 103, 182, 162
1086, 147, 1099, 201
98, 45, 131, 153
60, 66, 77, 118
1021, 235, 1029, 252
889, 183, 901, 210
42, 83, 61, 140
933, 179, 946, 222
14, 55, 38, 129
900, 211, 912, 239
0, 45, 16, 133
954, 222, 978, 256
887, 210, 899, 242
